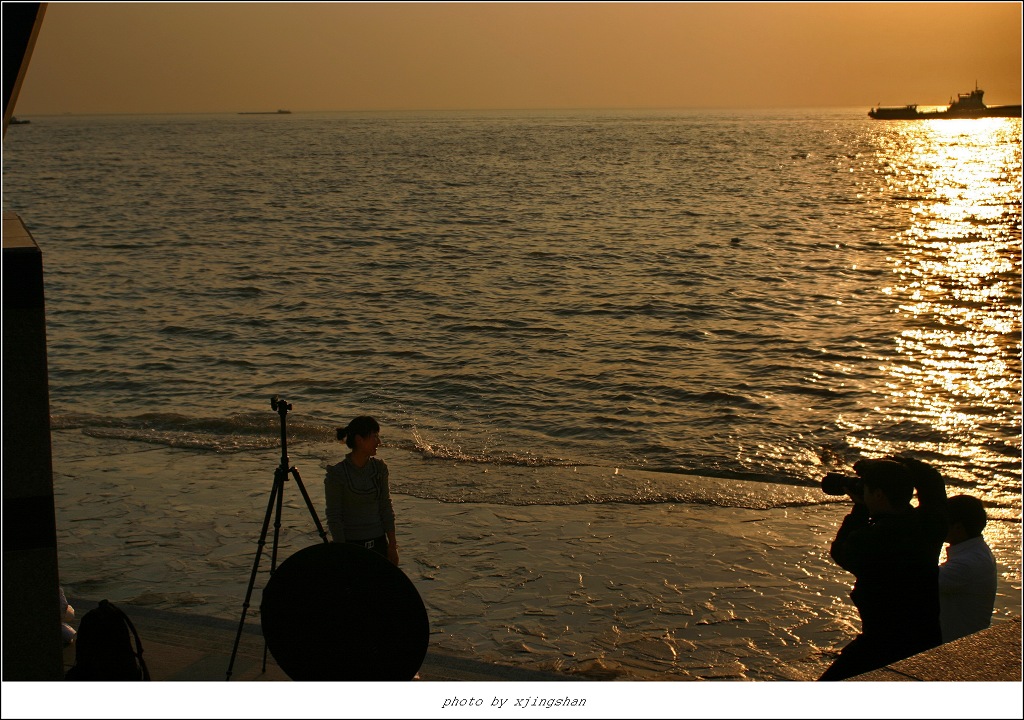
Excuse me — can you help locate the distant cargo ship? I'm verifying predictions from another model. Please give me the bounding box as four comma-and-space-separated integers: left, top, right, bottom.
238, 109, 292, 115
868, 84, 1022, 120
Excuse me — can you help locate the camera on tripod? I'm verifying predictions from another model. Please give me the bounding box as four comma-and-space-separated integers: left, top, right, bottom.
821, 472, 863, 497
227, 394, 328, 681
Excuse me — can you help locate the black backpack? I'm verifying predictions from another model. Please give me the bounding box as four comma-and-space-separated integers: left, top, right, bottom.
65, 599, 150, 681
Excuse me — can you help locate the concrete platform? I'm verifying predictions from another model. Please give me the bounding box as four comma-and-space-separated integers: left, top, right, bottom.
853, 618, 1022, 682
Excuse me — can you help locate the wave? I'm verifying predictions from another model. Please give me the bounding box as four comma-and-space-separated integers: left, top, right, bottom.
52, 410, 334, 453
410, 429, 577, 468
48, 411, 1022, 518
395, 486, 832, 511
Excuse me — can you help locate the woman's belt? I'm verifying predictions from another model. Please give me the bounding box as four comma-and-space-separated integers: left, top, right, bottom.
347, 535, 386, 549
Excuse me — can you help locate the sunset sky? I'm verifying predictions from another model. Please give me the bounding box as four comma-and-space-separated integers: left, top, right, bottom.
12, 2, 1024, 115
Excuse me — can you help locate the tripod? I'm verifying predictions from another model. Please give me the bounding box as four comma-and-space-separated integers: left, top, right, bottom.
226, 395, 329, 680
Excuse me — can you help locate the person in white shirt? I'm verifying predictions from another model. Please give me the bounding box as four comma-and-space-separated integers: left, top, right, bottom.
938, 494, 997, 643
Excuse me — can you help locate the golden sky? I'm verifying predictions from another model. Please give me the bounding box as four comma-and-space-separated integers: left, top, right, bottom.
13, 2, 1024, 115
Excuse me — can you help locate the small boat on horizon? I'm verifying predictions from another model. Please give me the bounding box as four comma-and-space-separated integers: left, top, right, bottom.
238, 109, 292, 115
9, 116, 31, 125
868, 83, 1022, 120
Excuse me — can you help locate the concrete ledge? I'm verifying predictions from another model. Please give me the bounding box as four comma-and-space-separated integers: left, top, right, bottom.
853, 618, 1022, 681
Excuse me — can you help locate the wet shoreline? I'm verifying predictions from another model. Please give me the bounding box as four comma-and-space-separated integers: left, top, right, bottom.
52, 429, 1022, 681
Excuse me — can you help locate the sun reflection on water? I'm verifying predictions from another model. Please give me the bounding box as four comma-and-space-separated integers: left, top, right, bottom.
863, 119, 1021, 499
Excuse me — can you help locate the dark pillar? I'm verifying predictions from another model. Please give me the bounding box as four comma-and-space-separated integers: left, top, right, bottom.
3, 2, 61, 681
2, 212, 64, 679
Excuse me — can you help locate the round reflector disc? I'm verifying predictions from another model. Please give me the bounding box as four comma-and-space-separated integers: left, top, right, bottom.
261, 542, 429, 680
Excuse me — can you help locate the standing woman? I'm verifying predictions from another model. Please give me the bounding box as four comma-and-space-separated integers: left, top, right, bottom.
324, 416, 399, 566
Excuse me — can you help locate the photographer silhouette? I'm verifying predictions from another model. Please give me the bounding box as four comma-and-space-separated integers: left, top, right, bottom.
819, 456, 948, 681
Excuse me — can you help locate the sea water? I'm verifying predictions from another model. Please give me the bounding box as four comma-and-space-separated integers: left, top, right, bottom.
3, 108, 1021, 679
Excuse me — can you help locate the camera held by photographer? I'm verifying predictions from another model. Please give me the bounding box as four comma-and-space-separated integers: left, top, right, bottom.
818, 456, 947, 682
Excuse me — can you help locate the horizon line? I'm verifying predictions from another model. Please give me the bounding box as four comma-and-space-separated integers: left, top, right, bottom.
12, 104, 932, 118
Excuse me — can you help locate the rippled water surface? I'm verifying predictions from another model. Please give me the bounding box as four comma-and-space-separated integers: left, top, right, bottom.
4, 109, 1020, 511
